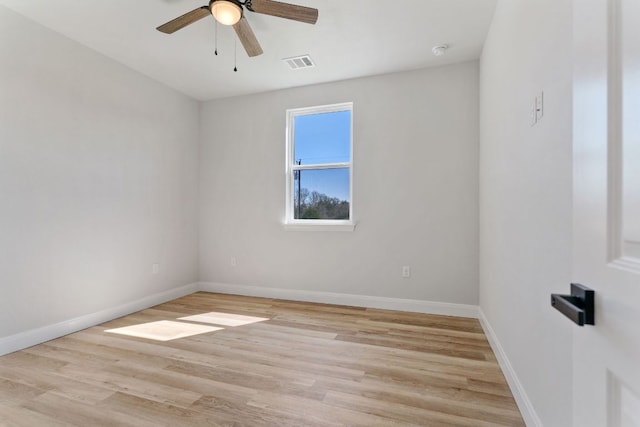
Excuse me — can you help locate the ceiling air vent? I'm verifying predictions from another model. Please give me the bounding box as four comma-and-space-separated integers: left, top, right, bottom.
283, 54, 315, 70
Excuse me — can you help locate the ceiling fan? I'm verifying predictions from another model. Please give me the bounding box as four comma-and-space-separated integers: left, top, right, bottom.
156, 0, 319, 58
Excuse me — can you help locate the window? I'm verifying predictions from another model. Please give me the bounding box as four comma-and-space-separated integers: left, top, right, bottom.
285, 102, 354, 231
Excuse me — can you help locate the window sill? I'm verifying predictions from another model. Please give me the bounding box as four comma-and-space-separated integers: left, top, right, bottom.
283, 221, 356, 232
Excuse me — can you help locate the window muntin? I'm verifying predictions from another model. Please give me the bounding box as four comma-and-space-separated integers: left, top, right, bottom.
286, 103, 353, 227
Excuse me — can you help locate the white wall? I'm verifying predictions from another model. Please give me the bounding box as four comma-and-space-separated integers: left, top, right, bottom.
0, 6, 199, 339
479, 1, 573, 425
199, 62, 479, 305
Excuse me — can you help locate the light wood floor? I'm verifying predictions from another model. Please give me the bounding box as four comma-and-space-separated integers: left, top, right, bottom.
0, 292, 525, 426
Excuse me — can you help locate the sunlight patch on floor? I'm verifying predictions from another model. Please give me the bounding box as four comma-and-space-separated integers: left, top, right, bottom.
105, 320, 223, 341
178, 312, 269, 327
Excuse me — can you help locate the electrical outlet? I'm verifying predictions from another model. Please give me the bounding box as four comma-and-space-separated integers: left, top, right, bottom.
152, 264, 159, 274
402, 266, 411, 278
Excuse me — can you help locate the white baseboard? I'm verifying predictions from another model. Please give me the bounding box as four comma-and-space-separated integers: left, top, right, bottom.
478, 309, 542, 427
198, 282, 479, 318
0, 283, 199, 356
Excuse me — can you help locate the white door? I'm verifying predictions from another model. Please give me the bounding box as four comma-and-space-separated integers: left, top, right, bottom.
573, 0, 640, 426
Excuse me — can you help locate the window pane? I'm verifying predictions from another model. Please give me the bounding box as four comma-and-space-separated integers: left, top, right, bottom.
293, 168, 350, 220
294, 110, 351, 165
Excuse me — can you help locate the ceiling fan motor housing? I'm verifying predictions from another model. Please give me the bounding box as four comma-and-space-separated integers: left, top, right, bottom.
209, 0, 245, 9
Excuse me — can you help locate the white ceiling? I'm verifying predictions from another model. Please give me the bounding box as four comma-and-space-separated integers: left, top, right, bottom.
0, 0, 497, 101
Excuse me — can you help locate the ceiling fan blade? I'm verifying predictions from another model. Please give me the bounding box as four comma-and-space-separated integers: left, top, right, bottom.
233, 17, 264, 57
157, 6, 210, 34
248, 0, 318, 24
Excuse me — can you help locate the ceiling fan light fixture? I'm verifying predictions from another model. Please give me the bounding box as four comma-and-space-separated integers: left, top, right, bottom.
210, 0, 242, 26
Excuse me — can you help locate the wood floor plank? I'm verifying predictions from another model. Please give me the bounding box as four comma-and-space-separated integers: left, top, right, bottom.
97, 392, 224, 427
323, 390, 513, 427
0, 404, 71, 427
55, 363, 204, 409
103, 361, 259, 406
20, 392, 158, 427
0, 379, 47, 404
0, 292, 524, 425
0, 365, 113, 406
246, 390, 424, 427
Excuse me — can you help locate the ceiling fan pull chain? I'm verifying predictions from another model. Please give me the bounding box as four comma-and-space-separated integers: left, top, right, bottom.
214, 19, 218, 55
234, 38, 238, 72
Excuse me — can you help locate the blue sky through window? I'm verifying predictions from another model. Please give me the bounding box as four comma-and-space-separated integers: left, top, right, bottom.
293, 110, 351, 202
294, 110, 351, 165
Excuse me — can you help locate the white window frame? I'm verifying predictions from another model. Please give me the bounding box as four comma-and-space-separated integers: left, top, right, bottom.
284, 102, 355, 231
